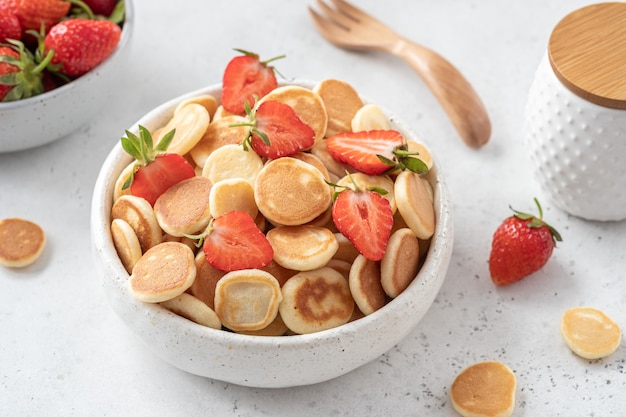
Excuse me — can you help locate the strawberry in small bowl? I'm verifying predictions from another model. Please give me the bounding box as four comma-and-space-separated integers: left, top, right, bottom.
0, 0, 133, 153
91, 51, 453, 388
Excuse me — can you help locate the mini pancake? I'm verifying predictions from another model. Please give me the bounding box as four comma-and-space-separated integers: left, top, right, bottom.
394, 170, 435, 240
254, 157, 332, 226
214, 269, 282, 332
332, 232, 359, 263
160, 292, 222, 329
174, 94, 218, 120
450, 361, 516, 417
290, 151, 331, 181
349, 254, 387, 315
260, 260, 298, 287
336, 172, 396, 213
154, 176, 212, 237
236, 314, 289, 337
111, 218, 142, 274
258, 85, 327, 143
112, 161, 134, 202
188, 251, 226, 309
324, 259, 352, 280
129, 242, 196, 303
351, 103, 390, 131
381, 228, 420, 298
0, 218, 46, 268
209, 178, 258, 219
155, 103, 210, 155
310, 138, 354, 178
407, 140, 434, 171
305, 204, 333, 228
111, 194, 162, 253
560, 307, 622, 359
189, 115, 249, 168
266, 225, 338, 271
313, 79, 363, 137
212, 104, 238, 120
279, 267, 354, 334
202, 143, 264, 186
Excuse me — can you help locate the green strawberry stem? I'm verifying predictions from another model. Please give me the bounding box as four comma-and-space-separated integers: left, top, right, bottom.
120, 125, 176, 189
510, 197, 563, 245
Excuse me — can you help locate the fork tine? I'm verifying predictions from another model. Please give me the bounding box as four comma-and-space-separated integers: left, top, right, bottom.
313, 0, 357, 30
329, 0, 379, 25
308, 6, 344, 42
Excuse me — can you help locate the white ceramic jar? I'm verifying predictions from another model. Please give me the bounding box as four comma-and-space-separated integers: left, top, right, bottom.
524, 3, 626, 221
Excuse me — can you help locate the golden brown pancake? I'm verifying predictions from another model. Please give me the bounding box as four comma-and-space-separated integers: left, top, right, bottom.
561, 307, 622, 359
394, 170, 435, 240
0, 218, 46, 268
154, 176, 212, 237
254, 157, 332, 226
267, 225, 338, 271
188, 251, 226, 310
332, 232, 359, 263
111, 194, 162, 253
450, 361, 516, 417
155, 103, 210, 155
129, 242, 197, 303
111, 218, 142, 274
380, 228, 420, 298
349, 254, 386, 315
310, 138, 354, 178
313, 79, 363, 137
260, 260, 298, 287
189, 115, 249, 168
160, 292, 222, 329
290, 151, 331, 181
214, 269, 282, 332
279, 267, 354, 334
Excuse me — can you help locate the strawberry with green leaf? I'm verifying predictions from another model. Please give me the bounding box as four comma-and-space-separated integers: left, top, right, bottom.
0, 40, 51, 101
489, 198, 563, 286
202, 211, 274, 272
325, 129, 429, 176
121, 126, 196, 206
238, 99, 315, 159
331, 176, 394, 261
221, 49, 285, 114
0, 0, 70, 36
0, 9, 21, 43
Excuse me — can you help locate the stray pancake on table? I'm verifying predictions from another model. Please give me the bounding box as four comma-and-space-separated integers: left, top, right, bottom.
560, 306, 621, 359
0, 218, 46, 268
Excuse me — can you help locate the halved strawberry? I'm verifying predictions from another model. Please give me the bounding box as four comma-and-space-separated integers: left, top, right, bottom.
121, 126, 196, 206
202, 211, 274, 272
221, 49, 284, 114
238, 100, 315, 159
331, 180, 394, 261
325, 130, 429, 176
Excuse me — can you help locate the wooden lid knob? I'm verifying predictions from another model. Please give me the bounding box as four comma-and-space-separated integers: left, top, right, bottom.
548, 2, 626, 109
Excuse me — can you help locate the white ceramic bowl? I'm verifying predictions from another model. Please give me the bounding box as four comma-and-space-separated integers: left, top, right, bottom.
0, 0, 134, 153
90, 81, 454, 388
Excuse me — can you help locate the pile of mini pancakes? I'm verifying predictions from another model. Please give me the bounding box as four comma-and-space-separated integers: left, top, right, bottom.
110, 79, 437, 336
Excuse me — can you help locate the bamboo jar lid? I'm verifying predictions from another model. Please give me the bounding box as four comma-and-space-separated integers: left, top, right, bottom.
548, 2, 626, 109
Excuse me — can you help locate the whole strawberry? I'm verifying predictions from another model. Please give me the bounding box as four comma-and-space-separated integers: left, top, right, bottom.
0, 9, 21, 43
489, 198, 563, 286
0, 41, 45, 101
0, 0, 70, 36
44, 18, 121, 77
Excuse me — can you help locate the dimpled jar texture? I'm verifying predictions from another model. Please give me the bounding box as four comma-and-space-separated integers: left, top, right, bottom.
524, 53, 626, 221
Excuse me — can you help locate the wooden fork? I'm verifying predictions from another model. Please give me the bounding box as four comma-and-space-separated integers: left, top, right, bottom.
309, 0, 491, 148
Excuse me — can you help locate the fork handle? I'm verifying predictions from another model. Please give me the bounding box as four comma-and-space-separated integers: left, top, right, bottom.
391, 38, 491, 148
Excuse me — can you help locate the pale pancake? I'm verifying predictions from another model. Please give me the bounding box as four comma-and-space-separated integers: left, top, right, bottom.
381, 228, 420, 298
254, 157, 332, 226
258, 85, 327, 143
160, 292, 222, 329
155, 103, 210, 155
290, 151, 331, 181
394, 170, 435, 240
324, 259, 352, 280
349, 254, 386, 315
332, 232, 359, 263
111, 218, 142, 274
209, 178, 258, 219
351, 103, 390, 131
112, 161, 134, 202
236, 313, 289, 336
0, 218, 46, 268
111, 195, 162, 253
214, 269, 282, 332
266, 225, 338, 271
279, 267, 354, 334
212, 104, 238, 120
188, 251, 226, 310
313, 79, 363, 137
561, 307, 622, 359
407, 140, 434, 171
336, 172, 397, 213
450, 361, 516, 417
154, 176, 212, 237
189, 115, 249, 168
129, 242, 196, 303
174, 94, 218, 120
202, 143, 264, 186
310, 138, 354, 178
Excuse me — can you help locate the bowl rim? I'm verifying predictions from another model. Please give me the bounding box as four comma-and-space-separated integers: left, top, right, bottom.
91, 79, 454, 349
0, 0, 134, 110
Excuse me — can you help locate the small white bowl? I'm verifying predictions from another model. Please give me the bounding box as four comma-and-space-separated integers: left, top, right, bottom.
0, 0, 134, 153
90, 81, 454, 388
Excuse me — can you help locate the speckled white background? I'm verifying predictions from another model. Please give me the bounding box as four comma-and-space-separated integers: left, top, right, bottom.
1, 0, 625, 416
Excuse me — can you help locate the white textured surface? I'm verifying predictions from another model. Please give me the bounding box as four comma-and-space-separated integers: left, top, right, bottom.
1, 0, 625, 415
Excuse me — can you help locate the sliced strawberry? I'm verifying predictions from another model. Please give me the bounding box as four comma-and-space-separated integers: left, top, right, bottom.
221, 49, 284, 114
203, 211, 274, 272
331, 186, 394, 261
326, 130, 429, 176
121, 126, 196, 206
239, 100, 315, 159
